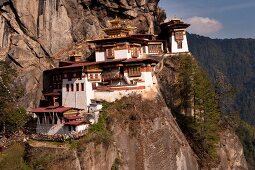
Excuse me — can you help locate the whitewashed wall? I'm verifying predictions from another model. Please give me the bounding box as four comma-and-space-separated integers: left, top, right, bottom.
62, 77, 94, 109
170, 32, 189, 53
141, 71, 153, 87
94, 89, 145, 102
95, 51, 105, 61
114, 49, 131, 59
75, 124, 89, 132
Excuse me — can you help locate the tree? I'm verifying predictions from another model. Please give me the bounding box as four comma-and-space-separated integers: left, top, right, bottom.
178, 54, 220, 160
0, 61, 27, 134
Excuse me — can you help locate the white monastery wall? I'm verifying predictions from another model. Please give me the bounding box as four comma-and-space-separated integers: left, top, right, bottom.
94, 84, 158, 102
84, 78, 94, 108
114, 49, 131, 59
75, 124, 89, 132
96, 51, 105, 61
94, 89, 145, 102
145, 46, 149, 54
62, 77, 93, 109
141, 71, 153, 87
171, 33, 189, 53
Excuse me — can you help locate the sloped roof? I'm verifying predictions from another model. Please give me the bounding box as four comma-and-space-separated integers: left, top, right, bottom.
32, 106, 72, 113
49, 58, 158, 70
64, 121, 87, 126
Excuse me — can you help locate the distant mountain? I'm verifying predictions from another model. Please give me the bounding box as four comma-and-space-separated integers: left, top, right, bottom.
188, 34, 255, 124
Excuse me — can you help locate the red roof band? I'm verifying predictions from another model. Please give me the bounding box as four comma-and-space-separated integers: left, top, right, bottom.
32, 106, 72, 113
64, 121, 86, 126
51, 58, 158, 70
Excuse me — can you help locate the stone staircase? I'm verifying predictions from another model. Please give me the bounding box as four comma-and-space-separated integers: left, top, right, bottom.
47, 123, 64, 135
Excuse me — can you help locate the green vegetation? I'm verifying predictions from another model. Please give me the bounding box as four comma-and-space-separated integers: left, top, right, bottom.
236, 120, 255, 169
0, 61, 27, 134
69, 102, 112, 149
188, 33, 255, 169
175, 55, 220, 164
0, 143, 31, 170
88, 102, 112, 145
111, 158, 121, 170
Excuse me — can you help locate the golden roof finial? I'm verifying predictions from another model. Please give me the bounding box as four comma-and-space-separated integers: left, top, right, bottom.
171, 15, 182, 21
102, 17, 136, 37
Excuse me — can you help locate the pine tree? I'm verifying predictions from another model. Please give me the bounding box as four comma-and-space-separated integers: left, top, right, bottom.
178, 54, 220, 160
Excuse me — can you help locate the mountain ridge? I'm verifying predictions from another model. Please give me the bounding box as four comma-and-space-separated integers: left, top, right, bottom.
188, 33, 255, 124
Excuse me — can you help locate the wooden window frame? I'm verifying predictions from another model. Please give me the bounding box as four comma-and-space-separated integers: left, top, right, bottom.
128, 67, 141, 77
105, 48, 114, 59
177, 41, 182, 49
175, 31, 184, 41
131, 47, 139, 58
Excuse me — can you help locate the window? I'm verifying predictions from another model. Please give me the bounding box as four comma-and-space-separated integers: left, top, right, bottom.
131, 47, 139, 58
76, 83, 79, 91
81, 83, 84, 91
71, 84, 74, 91
175, 31, 183, 40
148, 44, 162, 53
89, 74, 93, 80
177, 41, 182, 49
128, 67, 141, 77
106, 48, 114, 59
65, 84, 68, 91
95, 74, 99, 80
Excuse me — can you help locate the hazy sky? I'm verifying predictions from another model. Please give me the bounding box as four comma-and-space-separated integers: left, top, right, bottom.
159, 0, 255, 39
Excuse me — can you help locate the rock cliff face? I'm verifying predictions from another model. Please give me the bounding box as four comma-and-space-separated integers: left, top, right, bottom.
0, 1, 248, 169
216, 126, 248, 170
26, 95, 248, 170
26, 96, 199, 170
0, 0, 165, 108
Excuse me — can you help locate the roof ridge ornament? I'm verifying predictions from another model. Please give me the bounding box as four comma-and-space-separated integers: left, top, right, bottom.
170, 15, 182, 21
103, 17, 136, 37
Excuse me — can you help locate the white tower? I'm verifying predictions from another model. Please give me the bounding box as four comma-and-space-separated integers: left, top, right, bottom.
160, 16, 190, 53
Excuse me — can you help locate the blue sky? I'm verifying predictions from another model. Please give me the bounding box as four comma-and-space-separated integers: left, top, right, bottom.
159, 0, 255, 39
